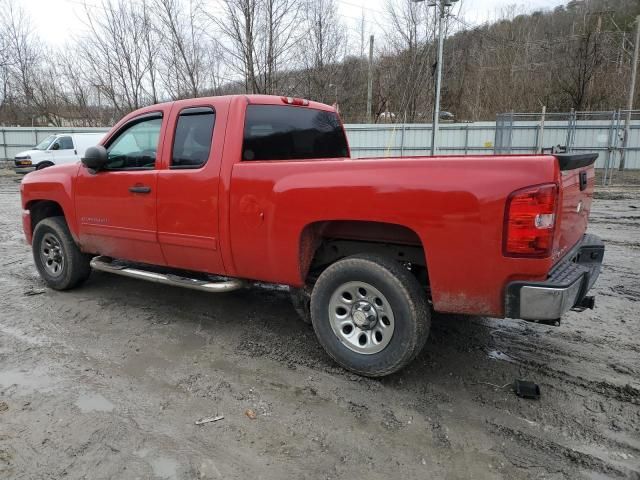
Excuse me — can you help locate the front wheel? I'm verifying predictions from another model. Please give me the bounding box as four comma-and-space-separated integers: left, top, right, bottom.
35, 161, 54, 170
32, 216, 91, 290
310, 253, 430, 377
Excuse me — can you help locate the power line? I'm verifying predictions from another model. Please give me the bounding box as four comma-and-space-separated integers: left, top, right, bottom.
335, 0, 385, 16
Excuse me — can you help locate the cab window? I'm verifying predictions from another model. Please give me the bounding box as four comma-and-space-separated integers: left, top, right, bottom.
105, 116, 162, 170
56, 136, 74, 150
242, 105, 348, 161
171, 107, 215, 169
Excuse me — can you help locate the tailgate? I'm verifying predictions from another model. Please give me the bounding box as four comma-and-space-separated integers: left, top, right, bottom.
553, 153, 597, 263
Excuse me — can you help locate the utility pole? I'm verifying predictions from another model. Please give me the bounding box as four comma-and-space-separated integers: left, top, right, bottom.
366, 35, 374, 123
620, 15, 640, 172
537, 105, 546, 154
413, 0, 458, 155
431, 1, 445, 155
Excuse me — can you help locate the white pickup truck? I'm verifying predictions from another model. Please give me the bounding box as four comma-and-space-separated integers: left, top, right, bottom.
14, 132, 105, 174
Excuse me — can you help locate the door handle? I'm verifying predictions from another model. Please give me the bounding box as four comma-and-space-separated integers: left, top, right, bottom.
129, 185, 151, 194
579, 171, 588, 191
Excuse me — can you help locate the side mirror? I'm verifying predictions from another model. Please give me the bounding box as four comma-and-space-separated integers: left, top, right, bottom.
51, 143, 60, 151
81, 146, 108, 171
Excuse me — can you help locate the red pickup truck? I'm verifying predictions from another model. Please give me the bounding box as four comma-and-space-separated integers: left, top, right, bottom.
20, 95, 604, 377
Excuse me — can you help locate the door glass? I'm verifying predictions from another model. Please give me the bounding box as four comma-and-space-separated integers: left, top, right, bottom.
58, 136, 74, 150
171, 107, 215, 168
106, 117, 162, 170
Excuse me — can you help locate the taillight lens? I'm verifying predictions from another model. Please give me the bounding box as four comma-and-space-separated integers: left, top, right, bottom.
504, 183, 558, 257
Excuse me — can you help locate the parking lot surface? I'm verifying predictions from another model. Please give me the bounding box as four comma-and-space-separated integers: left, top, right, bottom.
0, 171, 639, 479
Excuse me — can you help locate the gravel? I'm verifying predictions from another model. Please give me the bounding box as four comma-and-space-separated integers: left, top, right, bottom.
0, 172, 638, 479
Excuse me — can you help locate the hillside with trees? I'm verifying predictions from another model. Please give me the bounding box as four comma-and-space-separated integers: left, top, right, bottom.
0, 0, 638, 126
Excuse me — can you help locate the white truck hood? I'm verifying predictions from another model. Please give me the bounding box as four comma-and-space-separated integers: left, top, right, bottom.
15, 149, 49, 159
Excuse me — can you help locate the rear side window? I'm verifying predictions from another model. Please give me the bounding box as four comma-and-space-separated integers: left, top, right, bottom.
243, 105, 348, 161
171, 107, 215, 168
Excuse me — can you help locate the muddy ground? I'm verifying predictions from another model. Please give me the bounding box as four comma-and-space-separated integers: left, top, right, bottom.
0, 170, 639, 480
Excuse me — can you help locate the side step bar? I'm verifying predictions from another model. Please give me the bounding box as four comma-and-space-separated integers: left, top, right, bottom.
90, 256, 247, 293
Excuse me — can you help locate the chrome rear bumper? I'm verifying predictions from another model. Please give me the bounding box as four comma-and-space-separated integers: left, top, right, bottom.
505, 234, 604, 321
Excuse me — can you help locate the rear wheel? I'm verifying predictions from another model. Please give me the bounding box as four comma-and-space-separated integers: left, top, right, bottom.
310, 253, 430, 377
32, 216, 91, 290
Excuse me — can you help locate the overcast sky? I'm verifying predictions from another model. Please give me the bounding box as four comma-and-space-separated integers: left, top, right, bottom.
25, 0, 568, 47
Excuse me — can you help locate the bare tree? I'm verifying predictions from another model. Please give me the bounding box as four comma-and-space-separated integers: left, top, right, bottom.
141, 0, 162, 104
1, 0, 639, 127
214, 0, 261, 93
555, 17, 605, 110
78, 0, 151, 116
0, 4, 12, 122
259, 0, 301, 94
299, 0, 345, 103
214, 0, 300, 94
0, 0, 42, 123
381, 0, 436, 122
153, 0, 216, 98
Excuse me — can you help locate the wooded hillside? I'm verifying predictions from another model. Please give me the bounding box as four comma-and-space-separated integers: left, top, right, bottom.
0, 0, 638, 126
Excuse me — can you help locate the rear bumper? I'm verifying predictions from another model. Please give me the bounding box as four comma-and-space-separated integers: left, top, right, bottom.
505, 234, 604, 321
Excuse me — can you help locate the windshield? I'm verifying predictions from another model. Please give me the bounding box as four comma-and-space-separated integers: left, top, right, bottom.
34, 135, 57, 150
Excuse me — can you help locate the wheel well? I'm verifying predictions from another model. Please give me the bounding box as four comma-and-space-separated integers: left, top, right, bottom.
28, 200, 64, 231
300, 220, 429, 287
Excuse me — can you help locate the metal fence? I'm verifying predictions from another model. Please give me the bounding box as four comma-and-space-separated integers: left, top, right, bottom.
494, 110, 640, 183
1, 112, 639, 177
345, 122, 499, 158
347, 113, 640, 170
0, 127, 110, 162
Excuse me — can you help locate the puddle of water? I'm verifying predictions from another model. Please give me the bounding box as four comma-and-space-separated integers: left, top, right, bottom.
150, 457, 179, 480
487, 350, 516, 363
0, 368, 54, 394
75, 393, 114, 413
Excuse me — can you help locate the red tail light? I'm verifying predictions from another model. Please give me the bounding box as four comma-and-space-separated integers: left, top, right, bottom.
504, 183, 558, 257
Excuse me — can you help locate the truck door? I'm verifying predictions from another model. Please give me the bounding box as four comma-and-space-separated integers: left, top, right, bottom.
51, 135, 76, 165
156, 99, 227, 274
75, 112, 167, 265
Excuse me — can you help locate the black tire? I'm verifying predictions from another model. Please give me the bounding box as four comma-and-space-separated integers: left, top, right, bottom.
32, 216, 91, 290
310, 253, 430, 377
290, 286, 312, 324
35, 162, 54, 171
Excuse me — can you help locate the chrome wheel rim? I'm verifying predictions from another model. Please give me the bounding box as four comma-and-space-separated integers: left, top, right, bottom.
40, 233, 65, 277
328, 281, 395, 355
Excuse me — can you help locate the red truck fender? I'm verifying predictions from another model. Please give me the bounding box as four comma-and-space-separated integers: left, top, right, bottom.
21, 163, 82, 245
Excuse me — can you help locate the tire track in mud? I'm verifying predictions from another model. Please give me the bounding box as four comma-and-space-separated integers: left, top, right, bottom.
423, 313, 640, 474
490, 423, 639, 479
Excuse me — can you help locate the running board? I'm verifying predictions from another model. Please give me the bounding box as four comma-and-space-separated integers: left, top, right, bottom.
90, 256, 247, 293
